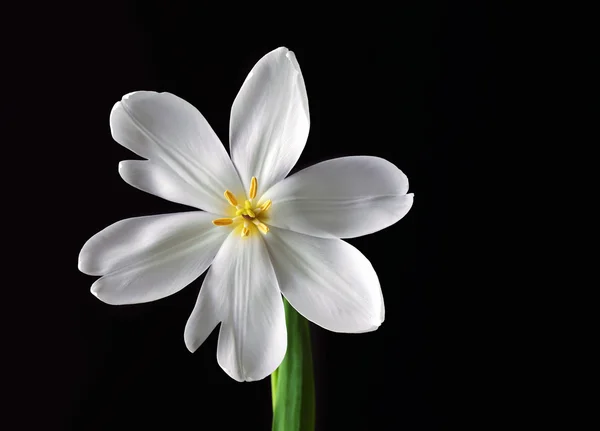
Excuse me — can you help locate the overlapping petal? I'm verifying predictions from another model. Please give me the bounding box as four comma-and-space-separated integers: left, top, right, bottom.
111, 91, 243, 214
118, 161, 210, 210
264, 226, 384, 333
260, 156, 413, 238
185, 230, 286, 382
78, 212, 229, 305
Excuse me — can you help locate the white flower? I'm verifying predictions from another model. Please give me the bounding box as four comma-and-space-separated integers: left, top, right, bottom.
78, 47, 414, 382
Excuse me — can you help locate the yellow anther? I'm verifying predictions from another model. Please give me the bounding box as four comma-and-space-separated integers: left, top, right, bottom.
212, 218, 233, 226
224, 190, 238, 207
249, 176, 258, 199
259, 199, 272, 212
246, 208, 256, 218
253, 220, 269, 234
241, 226, 250, 237
244, 200, 252, 209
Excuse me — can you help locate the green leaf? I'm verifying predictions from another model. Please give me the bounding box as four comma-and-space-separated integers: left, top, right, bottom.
271, 298, 315, 431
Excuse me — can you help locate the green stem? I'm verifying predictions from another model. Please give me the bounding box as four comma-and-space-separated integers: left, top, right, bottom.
271, 366, 279, 411
271, 298, 315, 431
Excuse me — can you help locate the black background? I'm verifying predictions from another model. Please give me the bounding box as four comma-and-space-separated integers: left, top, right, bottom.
9, 2, 499, 430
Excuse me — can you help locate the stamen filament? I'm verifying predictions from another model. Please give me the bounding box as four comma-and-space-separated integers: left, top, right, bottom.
249, 176, 258, 199
212, 218, 233, 226
224, 190, 238, 207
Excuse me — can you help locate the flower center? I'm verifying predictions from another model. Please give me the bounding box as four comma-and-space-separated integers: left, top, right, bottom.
212, 176, 272, 238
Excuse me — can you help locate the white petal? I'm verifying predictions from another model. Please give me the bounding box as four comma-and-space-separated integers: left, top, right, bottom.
119, 161, 210, 210
264, 227, 384, 333
183, 265, 227, 355
78, 212, 229, 305
260, 156, 413, 238
111, 91, 243, 214
189, 230, 286, 382
230, 47, 309, 194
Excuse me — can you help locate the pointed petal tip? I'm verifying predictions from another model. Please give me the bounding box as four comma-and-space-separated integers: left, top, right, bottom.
217, 338, 284, 383
110, 100, 122, 114
269, 47, 301, 72
90, 282, 111, 304
218, 364, 245, 383
109, 100, 122, 129
354, 309, 385, 333
404, 192, 415, 210
183, 321, 210, 354
285, 50, 301, 73
78, 245, 100, 276
183, 336, 198, 354
122, 91, 138, 100
117, 159, 134, 177
109, 90, 154, 116
356, 320, 383, 334
77, 246, 86, 271
217, 354, 279, 383
77, 256, 89, 275
89, 282, 109, 304
330, 313, 384, 334
243, 375, 261, 383
89, 280, 128, 306
121, 90, 157, 101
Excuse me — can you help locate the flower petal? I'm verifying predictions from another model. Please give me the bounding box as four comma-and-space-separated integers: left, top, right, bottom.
264, 227, 384, 333
118, 160, 210, 210
188, 230, 286, 381
111, 91, 243, 215
230, 47, 309, 194
78, 212, 229, 305
183, 265, 227, 355
260, 156, 413, 238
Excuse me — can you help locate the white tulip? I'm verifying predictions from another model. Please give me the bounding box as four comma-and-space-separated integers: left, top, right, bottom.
79, 47, 413, 382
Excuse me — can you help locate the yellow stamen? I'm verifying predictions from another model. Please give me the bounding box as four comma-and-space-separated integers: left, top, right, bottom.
212, 218, 233, 226
224, 190, 238, 207
253, 220, 269, 234
217, 179, 271, 236
259, 199, 272, 212
249, 176, 257, 199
